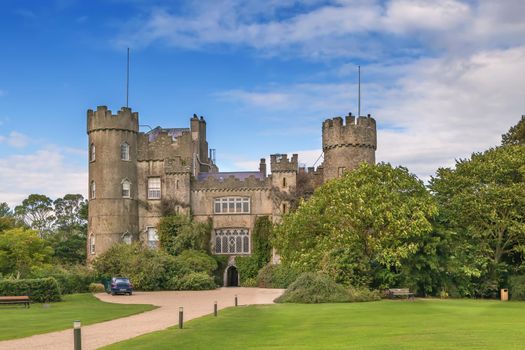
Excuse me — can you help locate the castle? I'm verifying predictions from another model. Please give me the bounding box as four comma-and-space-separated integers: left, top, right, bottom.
87, 106, 377, 285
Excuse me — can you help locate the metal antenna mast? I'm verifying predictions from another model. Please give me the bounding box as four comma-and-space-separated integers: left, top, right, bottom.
126, 48, 130, 108
358, 65, 361, 117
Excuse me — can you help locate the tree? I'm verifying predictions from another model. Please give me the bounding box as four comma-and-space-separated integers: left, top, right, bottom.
274, 163, 437, 289
158, 214, 211, 255
0, 202, 16, 233
14, 194, 55, 237
0, 227, 53, 277
502, 115, 525, 146
430, 145, 525, 297
53, 194, 87, 230
0, 202, 11, 217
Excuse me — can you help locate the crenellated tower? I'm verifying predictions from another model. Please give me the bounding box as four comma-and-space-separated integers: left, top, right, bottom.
87, 106, 139, 261
270, 154, 298, 216
322, 113, 376, 181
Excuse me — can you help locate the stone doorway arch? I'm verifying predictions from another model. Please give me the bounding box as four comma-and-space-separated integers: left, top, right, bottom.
225, 265, 239, 287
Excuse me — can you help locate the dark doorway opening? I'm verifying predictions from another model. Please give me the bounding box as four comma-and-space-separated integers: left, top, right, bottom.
226, 266, 239, 287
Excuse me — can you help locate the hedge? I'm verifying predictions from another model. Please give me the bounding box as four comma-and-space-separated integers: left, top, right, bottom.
0, 277, 61, 302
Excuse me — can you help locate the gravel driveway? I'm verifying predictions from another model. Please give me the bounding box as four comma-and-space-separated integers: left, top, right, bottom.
0, 287, 284, 350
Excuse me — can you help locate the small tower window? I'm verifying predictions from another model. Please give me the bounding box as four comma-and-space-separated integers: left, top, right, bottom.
120, 142, 130, 161
89, 234, 95, 254
282, 177, 287, 187
90, 181, 96, 199
282, 203, 287, 214
122, 179, 131, 198
338, 167, 347, 177
90, 143, 95, 162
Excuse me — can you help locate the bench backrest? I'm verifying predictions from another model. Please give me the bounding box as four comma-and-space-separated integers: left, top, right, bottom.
0, 296, 30, 301
389, 288, 410, 294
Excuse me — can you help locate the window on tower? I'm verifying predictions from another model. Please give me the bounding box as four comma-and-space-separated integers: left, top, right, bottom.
90, 181, 96, 199
122, 179, 131, 198
90, 143, 95, 162
120, 142, 130, 161
89, 234, 95, 254
338, 167, 347, 177
148, 177, 161, 199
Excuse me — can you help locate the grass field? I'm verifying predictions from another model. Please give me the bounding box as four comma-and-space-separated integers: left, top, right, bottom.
104, 299, 525, 350
0, 293, 156, 341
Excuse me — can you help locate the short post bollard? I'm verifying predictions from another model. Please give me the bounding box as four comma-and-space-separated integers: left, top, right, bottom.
73, 320, 81, 350
214, 301, 218, 316
179, 307, 184, 329
235, 295, 238, 307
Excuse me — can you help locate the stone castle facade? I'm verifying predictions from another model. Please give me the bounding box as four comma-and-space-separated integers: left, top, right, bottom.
86, 106, 376, 284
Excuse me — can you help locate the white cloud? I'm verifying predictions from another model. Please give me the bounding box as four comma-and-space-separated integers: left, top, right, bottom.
0, 147, 87, 208
0, 131, 30, 148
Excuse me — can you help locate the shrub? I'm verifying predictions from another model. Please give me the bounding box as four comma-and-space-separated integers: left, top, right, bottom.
275, 272, 350, 303
167, 272, 216, 291
347, 286, 381, 302
158, 215, 211, 255
89, 283, 106, 293
241, 277, 257, 287
257, 264, 299, 289
31, 265, 98, 294
0, 277, 61, 302
509, 275, 525, 300
173, 250, 217, 277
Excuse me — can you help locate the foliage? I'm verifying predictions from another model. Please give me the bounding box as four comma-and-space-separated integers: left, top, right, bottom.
14, 194, 55, 237
256, 263, 300, 289
240, 277, 257, 287
46, 230, 87, 265
236, 216, 273, 283
0, 202, 12, 217
172, 250, 218, 276
89, 283, 106, 293
429, 145, 525, 297
30, 264, 97, 294
347, 286, 381, 302
275, 272, 351, 303
0, 277, 61, 302
274, 163, 437, 290
0, 228, 53, 277
167, 272, 216, 290
508, 275, 525, 300
502, 115, 525, 146
0, 202, 16, 232
158, 214, 211, 255
53, 194, 87, 230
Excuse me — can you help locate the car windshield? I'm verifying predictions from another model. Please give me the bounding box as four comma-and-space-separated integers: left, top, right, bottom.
114, 278, 130, 284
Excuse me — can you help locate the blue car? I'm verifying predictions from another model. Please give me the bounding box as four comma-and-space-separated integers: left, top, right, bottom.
109, 277, 133, 295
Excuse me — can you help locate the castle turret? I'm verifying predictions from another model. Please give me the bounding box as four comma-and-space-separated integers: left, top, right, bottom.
270, 154, 298, 215
87, 106, 139, 261
322, 113, 376, 181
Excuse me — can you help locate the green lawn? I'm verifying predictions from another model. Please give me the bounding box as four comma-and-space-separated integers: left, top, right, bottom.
0, 293, 156, 340
104, 299, 525, 350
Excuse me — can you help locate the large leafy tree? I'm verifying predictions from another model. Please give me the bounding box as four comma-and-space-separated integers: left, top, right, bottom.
0, 202, 16, 233
274, 163, 437, 289
0, 227, 53, 277
14, 194, 55, 237
429, 145, 525, 297
502, 115, 525, 146
53, 194, 87, 230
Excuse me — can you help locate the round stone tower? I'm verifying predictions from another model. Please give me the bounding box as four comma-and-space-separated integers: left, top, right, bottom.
322, 113, 377, 182
87, 106, 139, 261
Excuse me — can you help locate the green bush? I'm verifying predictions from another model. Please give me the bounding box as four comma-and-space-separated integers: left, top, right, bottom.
509, 275, 525, 300
257, 264, 299, 289
348, 286, 381, 302
167, 272, 216, 290
158, 215, 211, 255
89, 283, 106, 293
173, 250, 217, 276
275, 272, 350, 303
31, 265, 97, 294
0, 277, 61, 302
240, 277, 257, 287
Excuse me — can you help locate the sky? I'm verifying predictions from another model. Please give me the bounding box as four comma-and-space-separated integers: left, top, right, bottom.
0, 0, 524, 208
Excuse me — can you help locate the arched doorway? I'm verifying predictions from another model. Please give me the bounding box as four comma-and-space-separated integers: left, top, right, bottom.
226, 266, 239, 287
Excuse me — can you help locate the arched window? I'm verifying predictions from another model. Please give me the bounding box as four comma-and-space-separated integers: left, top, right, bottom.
89, 234, 95, 254
214, 229, 250, 254
122, 179, 131, 198
122, 232, 132, 245
90, 143, 95, 162
90, 181, 96, 199
120, 142, 130, 161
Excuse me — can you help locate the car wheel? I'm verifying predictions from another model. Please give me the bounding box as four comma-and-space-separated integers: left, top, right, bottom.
111, 292, 115, 296
128, 292, 132, 296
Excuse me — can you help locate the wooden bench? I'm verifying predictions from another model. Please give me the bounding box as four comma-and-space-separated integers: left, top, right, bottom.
387, 288, 415, 300
0, 296, 31, 308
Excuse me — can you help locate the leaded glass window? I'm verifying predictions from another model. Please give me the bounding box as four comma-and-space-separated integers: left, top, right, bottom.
214, 228, 250, 254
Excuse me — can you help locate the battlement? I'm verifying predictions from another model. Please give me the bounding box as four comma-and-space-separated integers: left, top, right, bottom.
192, 173, 270, 191
270, 154, 298, 172
87, 106, 139, 134
322, 113, 377, 150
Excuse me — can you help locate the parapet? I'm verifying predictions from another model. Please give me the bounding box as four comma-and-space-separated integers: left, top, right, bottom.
270, 154, 298, 172
192, 174, 270, 191
87, 106, 139, 134
322, 113, 377, 150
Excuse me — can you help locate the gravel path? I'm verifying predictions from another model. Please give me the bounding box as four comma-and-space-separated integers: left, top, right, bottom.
0, 288, 284, 350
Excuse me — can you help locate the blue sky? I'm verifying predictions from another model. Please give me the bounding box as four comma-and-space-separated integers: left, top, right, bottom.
1, 0, 525, 207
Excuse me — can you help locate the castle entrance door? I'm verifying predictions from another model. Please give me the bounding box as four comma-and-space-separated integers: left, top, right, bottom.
226, 266, 239, 287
